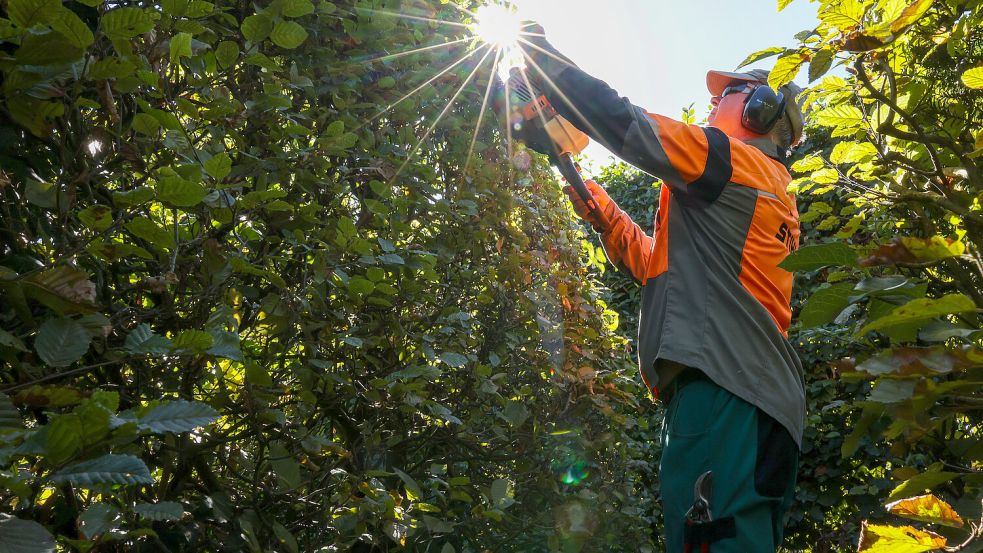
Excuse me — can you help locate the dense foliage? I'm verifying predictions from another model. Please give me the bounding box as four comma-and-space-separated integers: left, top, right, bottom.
0, 1, 659, 551
757, 0, 983, 549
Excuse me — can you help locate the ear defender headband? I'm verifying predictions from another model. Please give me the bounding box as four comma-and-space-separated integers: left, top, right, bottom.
742, 85, 786, 135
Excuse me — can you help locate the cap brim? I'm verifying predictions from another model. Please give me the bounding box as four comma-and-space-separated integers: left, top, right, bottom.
706, 70, 762, 96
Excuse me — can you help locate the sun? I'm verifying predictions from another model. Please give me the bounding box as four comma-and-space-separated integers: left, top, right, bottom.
473, 3, 522, 49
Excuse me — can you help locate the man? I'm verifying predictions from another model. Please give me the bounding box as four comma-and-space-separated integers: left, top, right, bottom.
520, 24, 806, 552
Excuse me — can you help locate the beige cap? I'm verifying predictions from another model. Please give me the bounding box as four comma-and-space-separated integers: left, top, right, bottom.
706, 68, 805, 145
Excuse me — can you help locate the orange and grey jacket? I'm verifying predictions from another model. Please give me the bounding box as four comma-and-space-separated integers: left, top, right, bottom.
538, 65, 806, 445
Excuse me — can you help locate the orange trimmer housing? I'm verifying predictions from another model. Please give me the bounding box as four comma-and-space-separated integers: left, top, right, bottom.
493, 69, 604, 223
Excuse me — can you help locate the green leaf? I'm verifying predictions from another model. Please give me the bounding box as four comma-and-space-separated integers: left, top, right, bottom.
808, 49, 834, 82
737, 47, 784, 69
7, 0, 59, 29
813, 104, 863, 127
169, 32, 193, 63
830, 141, 878, 164
241, 13, 273, 42
490, 478, 512, 508
270, 21, 308, 49
204, 152, 232, 180
819, 0, 866, 31
126, 217, 175, 250
0, 329, 27, 353
859, 294, 977, 336
124, 324, 172, 354
394, 468, 423, 501
113, 187, 155, 207
889, 0, 934, 33
215, 40, 240, 68
48, 7, 94, 48
0, 515, 55, 553
0, 394, 22, 431
50, 454, 153, 486
34, 317, 90, 367
101, 7, 155, 40
769, 52, 806, 90
281, 0, 314, 17
131, 113, 161, 135
206, 330, 242, 360
778, 242, 859, 272
134, 501, 184, 521
857, 522, 946, 552
438, 352, 467, 368
888, 470, 960, 501
16, 31, 83, 65
137, 400, 219, 433
156, 171, 206, 207
171, 330, 213, 353
961, 67, 983, 89
77, 205, 113, 231
868, 378, 916, 403
799, 282, 856, 328
79, 503, 121, 539
88, 57, 136, 80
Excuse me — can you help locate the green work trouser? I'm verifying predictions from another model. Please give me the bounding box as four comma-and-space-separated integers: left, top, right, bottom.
659, 369, 798, 552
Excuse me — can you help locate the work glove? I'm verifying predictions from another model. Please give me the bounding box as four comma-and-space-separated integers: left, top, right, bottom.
565, 179, 617, 233
519, 21, 578, 80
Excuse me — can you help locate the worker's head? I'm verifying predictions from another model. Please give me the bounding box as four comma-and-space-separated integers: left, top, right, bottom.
705, 69, 805, 152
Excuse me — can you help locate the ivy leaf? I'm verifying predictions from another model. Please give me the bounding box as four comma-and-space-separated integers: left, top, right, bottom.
0, 515, 56, 553
858, 294, 977, 336
961, 66, 983, 89
50, 454, 153, 486
886, 494, 964, 528
271, 21, 308, 49
134, 501, 184, 521
137, 400, 219, 433
34, 317, 90, 367
778, 242, 859, 271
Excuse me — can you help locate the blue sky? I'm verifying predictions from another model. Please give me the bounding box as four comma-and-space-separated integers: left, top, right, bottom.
509, 0, 822, 162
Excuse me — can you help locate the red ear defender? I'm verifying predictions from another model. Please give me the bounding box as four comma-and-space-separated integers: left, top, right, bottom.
742, 86, 786, 135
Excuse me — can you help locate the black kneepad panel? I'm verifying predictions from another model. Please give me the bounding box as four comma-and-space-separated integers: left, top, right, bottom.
754, 413, 797, 498
742, 86, 786, 135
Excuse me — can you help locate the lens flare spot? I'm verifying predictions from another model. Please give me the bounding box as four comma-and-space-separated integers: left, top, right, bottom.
560, 461, 589, 485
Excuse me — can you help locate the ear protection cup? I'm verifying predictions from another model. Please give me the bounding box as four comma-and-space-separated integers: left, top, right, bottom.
742, 86, 786, 135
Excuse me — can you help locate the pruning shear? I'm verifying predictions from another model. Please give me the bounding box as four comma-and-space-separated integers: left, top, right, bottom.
684, 471, 714, 553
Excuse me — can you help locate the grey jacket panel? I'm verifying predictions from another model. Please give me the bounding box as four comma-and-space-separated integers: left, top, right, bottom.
638, 184, 806, 446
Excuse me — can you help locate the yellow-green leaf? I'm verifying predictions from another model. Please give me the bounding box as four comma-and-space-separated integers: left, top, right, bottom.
813, 104, 863, 127
886, 494, 964, 528
48, 7, 94, 48
961, 67, 983, 89
857, 522, 945, 552
889, 0, 933, 33
769, 53, 807, 90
